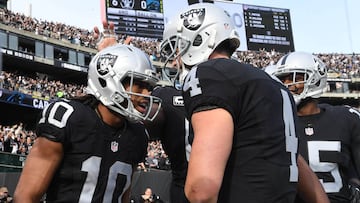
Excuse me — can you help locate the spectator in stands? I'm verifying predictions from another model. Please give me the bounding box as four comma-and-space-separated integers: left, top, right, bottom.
267, 51, 360, 202
0, 131, 4, 152
13, 44, 161, 202
145, 150, 159, 169
0, 74, 4, 89
24, 136, 33, 154
137, 161, 148, 172
131, 187, 163, 203
0, 186, 12, 203
9, 134, 18, 154
157, 152, 171, 170
16, 136, 27, 155
2, 128, 13, 153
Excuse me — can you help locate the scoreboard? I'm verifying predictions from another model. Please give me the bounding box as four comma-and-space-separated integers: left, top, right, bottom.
213, 1, 295, 52
104, 0, 295, 52
105, 0, 164, 39
243, 4, 294, 52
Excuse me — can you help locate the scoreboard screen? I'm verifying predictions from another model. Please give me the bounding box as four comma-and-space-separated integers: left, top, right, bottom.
105, 0, 164, 39
242, 4, 295, 52
104, 0, 295, 52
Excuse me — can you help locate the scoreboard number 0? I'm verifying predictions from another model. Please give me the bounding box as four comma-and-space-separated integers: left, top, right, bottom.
140, 0, 147, 9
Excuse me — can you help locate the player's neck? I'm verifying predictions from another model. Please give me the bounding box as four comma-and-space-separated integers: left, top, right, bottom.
208, 51, 230, 60
96, 103, 125, 128
297, 100, 320, 116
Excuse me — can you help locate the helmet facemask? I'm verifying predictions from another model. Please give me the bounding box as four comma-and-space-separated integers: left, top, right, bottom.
276, 70, 308, 104
108, 72, 162, 122
159, 35, 190, 89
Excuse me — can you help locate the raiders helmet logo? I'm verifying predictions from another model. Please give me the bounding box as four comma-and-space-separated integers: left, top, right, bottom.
120, 0, 134, 9
96, 54, 118, 76
181, 8, 205, 31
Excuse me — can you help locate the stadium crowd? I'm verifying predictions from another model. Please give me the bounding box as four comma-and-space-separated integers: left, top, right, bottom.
0, 122, 171, 172
1, 71, 86, 100
0, 122, 35, 155
1, 6, 359, 76
1, 5, 360, 174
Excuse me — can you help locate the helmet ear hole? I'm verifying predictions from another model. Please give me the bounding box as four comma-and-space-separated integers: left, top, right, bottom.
193, 35, 203, 46
112, 92, 127, 108
98, 78, 107, 88
120, 98, 128, 108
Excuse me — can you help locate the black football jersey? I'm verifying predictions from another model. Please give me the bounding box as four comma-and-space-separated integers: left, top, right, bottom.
36, 99, 148, 203
149, 86, 192, 202
182, 58, 299, 203
297, 103, 360, 203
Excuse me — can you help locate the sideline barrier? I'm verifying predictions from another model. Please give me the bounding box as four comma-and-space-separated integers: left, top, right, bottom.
0, 152, 25, 195
0, 152, 26, 172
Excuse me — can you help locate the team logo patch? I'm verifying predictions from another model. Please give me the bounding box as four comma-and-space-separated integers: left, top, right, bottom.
96, 54, 118, 76
181, 8, 205, 31
173, 96, 184, 106
120, 0, 134, 9
111, 141, 119, 152
304, 127, 314, 136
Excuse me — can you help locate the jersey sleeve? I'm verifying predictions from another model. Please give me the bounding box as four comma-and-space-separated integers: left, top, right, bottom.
182, 64, 237, 119
347, 106, 360, 176
36, 100, 75, 143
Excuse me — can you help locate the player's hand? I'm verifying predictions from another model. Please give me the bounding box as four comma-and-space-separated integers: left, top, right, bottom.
94, 21, 118, 51
124, 35, 133, 46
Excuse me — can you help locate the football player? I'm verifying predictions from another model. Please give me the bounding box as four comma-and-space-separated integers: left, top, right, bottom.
267, 51, 360, 203
94, 20, 192, 203
161, 3, 329, 203
13, 44, 162, 202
